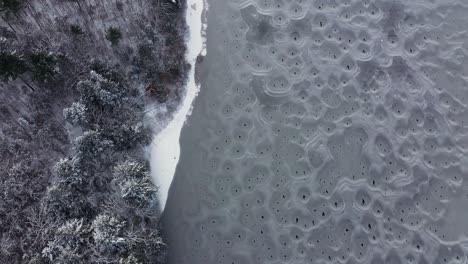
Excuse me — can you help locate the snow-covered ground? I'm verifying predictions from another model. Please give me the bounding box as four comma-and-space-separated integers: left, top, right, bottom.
150, 0, 206, 211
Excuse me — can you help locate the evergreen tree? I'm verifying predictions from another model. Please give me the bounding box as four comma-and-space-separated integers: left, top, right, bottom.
0, 0, 24, 14
92, 213, 127, 254
113, 160, 157, 209
42, 218, 92, 264
0, 50, 27, 80
69, 24, 84, 35
29, 51, 57, 81
105, 26, 122, 46
63, 102, 87, 126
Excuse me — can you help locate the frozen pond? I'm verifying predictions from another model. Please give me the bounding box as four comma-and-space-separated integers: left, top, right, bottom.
162, 0, 468, 263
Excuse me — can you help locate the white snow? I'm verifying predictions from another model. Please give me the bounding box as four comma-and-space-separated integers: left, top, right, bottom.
150, 0, 206, 211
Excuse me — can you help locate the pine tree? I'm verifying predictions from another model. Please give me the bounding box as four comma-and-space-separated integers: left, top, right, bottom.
105, 26, 122, 46
29, 51, 57, 81
0, 0, 24, 14
113, 160, 157, 209
0, 50, 27, 80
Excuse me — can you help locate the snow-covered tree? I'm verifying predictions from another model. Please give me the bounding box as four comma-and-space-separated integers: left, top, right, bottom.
44, 182, 92, 222
67, 70, 144, 132
92, 212, 127, 254
53, 157, 84, 178
123, 226, 165, 264
113, 160, 157, 209
107, 122, 152, 151
44, 156, 95, 222
42, 218, 92, 264
77, 71, 123, 108
119, 254, 143, 264
74, 130, 114, 163
0, 0, 185, 260
63, 102, 87, 126
119, 177, 157, 209
113, 160, 148, 181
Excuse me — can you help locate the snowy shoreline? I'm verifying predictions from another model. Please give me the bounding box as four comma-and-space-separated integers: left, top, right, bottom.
150, 0, 207, 211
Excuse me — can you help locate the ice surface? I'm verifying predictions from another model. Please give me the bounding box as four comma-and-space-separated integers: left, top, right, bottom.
162, 0, 468, 263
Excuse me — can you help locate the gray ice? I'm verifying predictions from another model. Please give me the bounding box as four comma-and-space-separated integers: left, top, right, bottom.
162, 0, 468, 263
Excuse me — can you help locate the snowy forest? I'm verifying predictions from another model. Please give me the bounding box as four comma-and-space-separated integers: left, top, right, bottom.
0, 0, 188, 263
